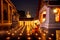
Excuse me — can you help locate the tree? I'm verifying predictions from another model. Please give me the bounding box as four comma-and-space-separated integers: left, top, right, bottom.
18, 10, 26, 18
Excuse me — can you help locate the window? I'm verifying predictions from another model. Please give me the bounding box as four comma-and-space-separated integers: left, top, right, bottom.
42, 11, 46, 22
3, 0, 8, 20
55, 13, 59, 22
39, 11, 46, 23
56, 30, 60, 40
53, 8, 60, 22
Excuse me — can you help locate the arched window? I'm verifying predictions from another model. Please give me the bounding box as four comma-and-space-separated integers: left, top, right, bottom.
40, 11, 46, 23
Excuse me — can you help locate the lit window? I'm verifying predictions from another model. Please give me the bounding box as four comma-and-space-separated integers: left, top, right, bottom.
53, 8, 60, 22
56, 30, 60, 40
42, 11, 46, 14
43, 18, 46, 22
55, 13, 59, 22
39, 11, 46, 23
53, 8, 58, 13
42, 11, 46, 22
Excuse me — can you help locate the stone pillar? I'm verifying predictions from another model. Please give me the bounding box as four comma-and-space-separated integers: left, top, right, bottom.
8, 4, 10, 23
0, 0, 1, 23
1, 0, 3, 24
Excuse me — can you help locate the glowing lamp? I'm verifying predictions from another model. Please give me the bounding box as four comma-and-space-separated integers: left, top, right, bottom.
6, 37, 10, 40
48, 37, 51, 39
27, 37, 31, 40
38, 37, 41, 40
53, 8, 58, 13
18, 37, 20, 39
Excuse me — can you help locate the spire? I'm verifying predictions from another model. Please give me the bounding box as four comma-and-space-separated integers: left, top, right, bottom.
26, 11, 31, 18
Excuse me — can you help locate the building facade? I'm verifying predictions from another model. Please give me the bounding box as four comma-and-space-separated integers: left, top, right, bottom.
39, 0, 60, 40
0, 0, 19, 30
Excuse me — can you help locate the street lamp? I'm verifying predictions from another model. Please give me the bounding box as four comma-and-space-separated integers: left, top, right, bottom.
51, 34, 54, 36
18, 37, 20, 39
38, 37, 41, 40
48, 37, 52, 40
27, 37, 31, 40
6, 37, 10, 40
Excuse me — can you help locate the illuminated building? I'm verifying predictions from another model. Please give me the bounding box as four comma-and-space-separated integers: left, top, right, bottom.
19, 18, 34, 27
19, 18, 34, 34
26, 11, 31, 18
0, 0, 19, 30
39, 0, 60, 40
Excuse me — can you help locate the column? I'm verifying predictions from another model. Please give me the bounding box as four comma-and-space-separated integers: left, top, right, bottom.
8, 4, 10, 23
0, 0, 1, 23
1, 0, 3, 24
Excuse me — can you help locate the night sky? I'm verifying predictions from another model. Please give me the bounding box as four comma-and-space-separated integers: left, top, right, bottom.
11, 0, 38, 18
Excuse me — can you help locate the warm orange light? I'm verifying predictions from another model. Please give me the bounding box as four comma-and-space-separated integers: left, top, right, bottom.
6, 31, 9, 33
43, 18, 45, 22
54, 8, 60, 22
48, 37, 51, 39
43, 33, 46, 36
59, 38, 60, 39
35, 33, 38, 36
19, 33, 22, 36
38, 37, 41, 40
8, 32, 10, 35
32, 29, 35, 33
27, 33, 30, 36
12, 33, 14, 36
34, 20, 40, 25
51, 34, 54, 36
46, 31, 48, 33
42, 11, 46, 14
6, 37, 10, 39
53, 8, 58, 13
27, 37, 31, 40
15, 31, 17, 33
18, 37, 20, 39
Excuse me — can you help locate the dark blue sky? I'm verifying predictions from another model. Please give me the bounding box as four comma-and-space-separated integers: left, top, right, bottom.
11, 0, 38, 17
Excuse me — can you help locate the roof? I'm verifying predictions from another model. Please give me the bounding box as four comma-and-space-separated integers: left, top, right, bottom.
19, 18, 34, 21
44, 0, 60, 5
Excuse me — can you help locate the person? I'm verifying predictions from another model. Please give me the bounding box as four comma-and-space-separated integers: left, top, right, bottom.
32, 28, 35, 33
35, 23, 39, 33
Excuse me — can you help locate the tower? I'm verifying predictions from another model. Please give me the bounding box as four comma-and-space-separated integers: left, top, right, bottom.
26, 11, 31, 18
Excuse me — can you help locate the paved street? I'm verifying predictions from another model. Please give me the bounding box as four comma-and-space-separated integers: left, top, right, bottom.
0, 25, 43, 40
